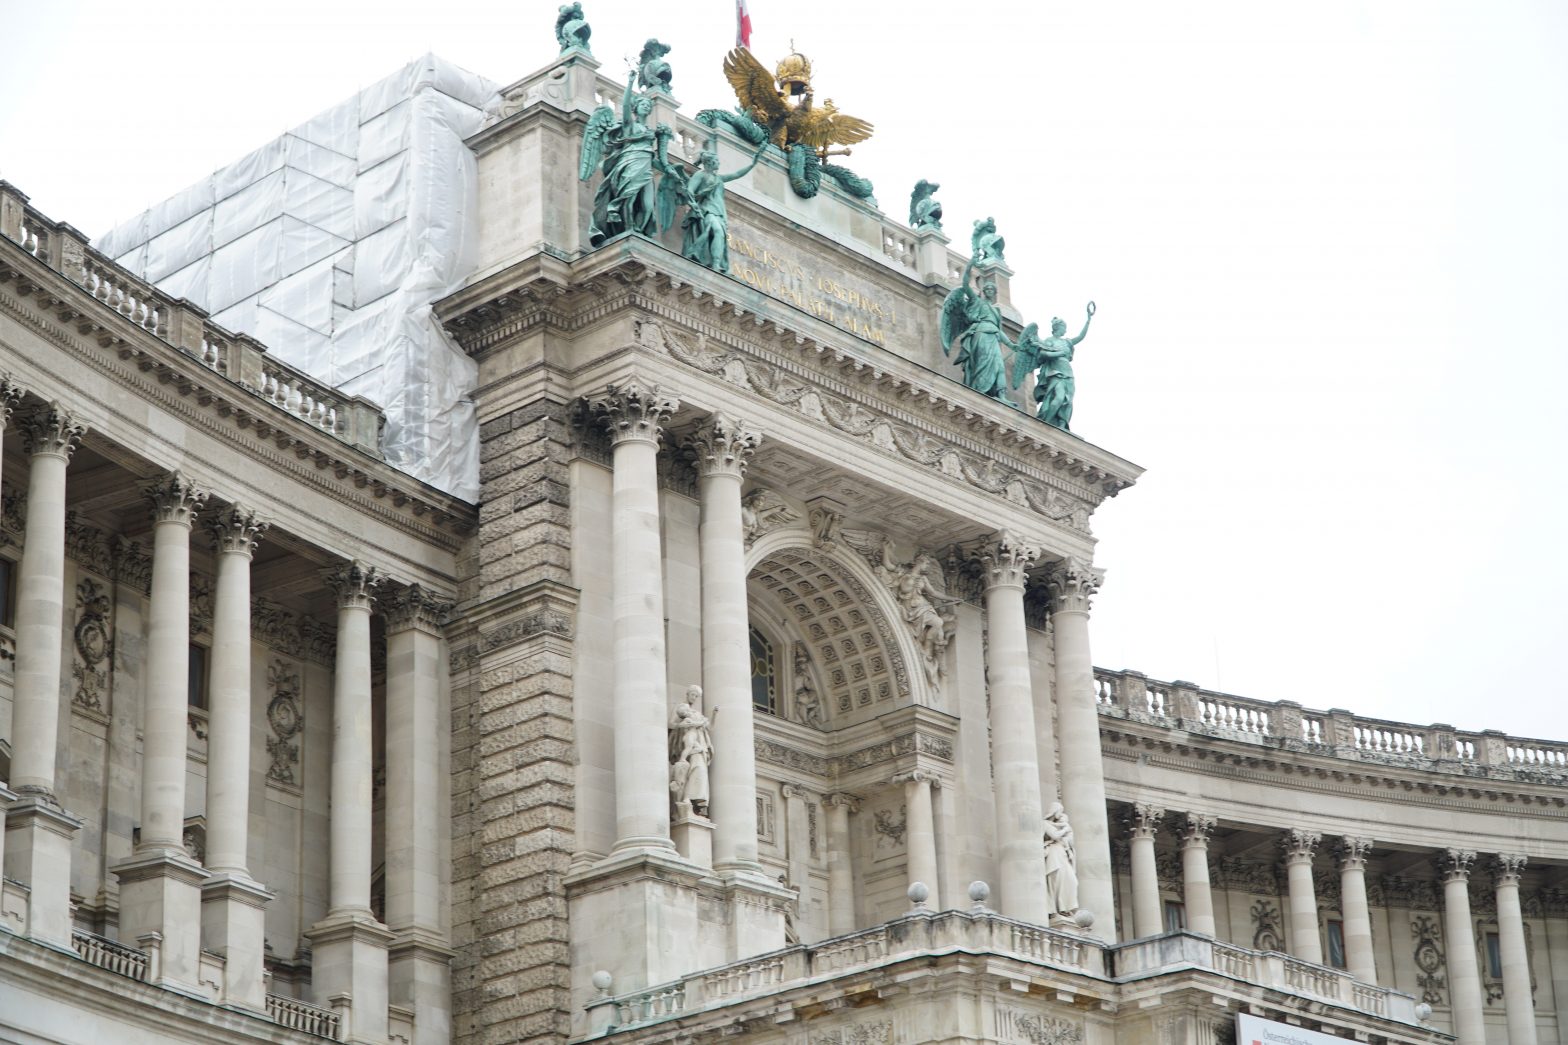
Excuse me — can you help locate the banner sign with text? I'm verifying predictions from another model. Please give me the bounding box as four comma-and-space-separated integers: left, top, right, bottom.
1236, 1015, 1353, 1045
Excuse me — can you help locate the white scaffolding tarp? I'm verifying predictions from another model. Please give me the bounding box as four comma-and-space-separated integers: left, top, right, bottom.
98, 54, 499, 502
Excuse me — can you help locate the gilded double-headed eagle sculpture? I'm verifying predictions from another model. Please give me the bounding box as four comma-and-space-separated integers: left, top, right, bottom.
698, 47, 876, 200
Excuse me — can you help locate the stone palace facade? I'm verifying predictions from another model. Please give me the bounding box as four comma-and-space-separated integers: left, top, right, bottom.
1, 39, 1566, 1045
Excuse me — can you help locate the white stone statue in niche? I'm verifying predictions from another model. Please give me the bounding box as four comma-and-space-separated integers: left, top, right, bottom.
669, 685, 714, 818
876, 538, 957, 684
1042, 802, 1080, 919
791, 642, 826, 728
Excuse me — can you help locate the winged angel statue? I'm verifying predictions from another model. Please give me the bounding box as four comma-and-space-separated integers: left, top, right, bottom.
697, 47, 877, 201
579, 71, 673, 247
939, 254, 1017, 406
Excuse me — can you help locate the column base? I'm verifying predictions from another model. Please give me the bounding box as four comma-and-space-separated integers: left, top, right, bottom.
307, 910, 394, 1045
113, 847, 210, 992
388, 930, 456, 1045
3, 794, 82, 948
718, 868, 794, 962
201, 871, 274, 1012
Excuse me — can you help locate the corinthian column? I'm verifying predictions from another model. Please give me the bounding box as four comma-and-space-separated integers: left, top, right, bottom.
1045, 557, 1113, 939
1439, 848, 1486, 1045
978, 533, 1048, 921
1335, 836, 1377, 984
1281, 828, 1323, 964
1494, 854, 1538, 1045
824, 794, 859, 935
895, 772, 940, 903
384, 585, 456, 1045
591, 382, 679, 854
0, 375, 22, 493
200, 505, 272, 1011
687, 413, 762, 873
1127, 804, 1164, 938
1180, 814, 1217, 936
4, 404, 85, 947
308, 561, 392, 1045
115, 472, 210, 992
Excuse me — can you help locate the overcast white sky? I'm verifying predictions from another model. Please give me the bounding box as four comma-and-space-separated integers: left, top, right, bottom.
4, 1, 1564, 740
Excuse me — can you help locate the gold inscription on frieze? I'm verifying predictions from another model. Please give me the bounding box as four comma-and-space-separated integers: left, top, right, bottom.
726, 232, 894, 346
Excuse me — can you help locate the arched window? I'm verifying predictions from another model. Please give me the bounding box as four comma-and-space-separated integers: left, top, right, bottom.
749, 627, 777, 715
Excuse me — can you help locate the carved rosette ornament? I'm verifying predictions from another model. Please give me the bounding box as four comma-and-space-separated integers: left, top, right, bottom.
1280, 828, 1321, 866
1494, 853, 1527, 886
20, 403, 86, 460
1128, 803, 1164, 841
383, 584, 453, 634
1336, 836, 1375, 871
1044, 557, 1103, 614
0, 375, 24, 428
1181, 813, 1216, 850
977, 531, 1040, 591
588, 381, 679, 446
323, 560, 383, 611
208, 504, 267, 557
686, 413, 761, 477
1438, 848, 1477, 884
145, 471, 208, 526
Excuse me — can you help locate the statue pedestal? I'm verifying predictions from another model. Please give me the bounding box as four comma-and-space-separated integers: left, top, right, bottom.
672, 813, 714, 869
975, 260, 1018, 317
914, 227, 953, 286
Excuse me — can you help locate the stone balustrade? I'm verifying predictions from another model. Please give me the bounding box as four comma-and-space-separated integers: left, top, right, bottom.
1094, 667, 1568, 782
71, 928, 150, 981
594, 910, 1421, 1036
0, 181, 385, 459
266, 993, 344, 1040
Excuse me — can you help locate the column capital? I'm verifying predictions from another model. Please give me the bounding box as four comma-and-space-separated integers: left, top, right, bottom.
144, 471, 209, 526
323, 560, 384, 611
383, 583, 453, 634
1438, 847, 1477, 883
589, 380, 679, 446
1280, 828, 1321, 865
1335, 836, 1375, 871
975, 531, 1040, 590
780, 782, 812, 801
1044, 556, 1104, 614
687, 413, 762, 478
0, 375, 24, 426
1127, 803, 1164, 841
1180, 813, 1216, 849
825, 792, 861, 813
20, 402, 86, 460
891, 770, 937, 788
207, 504, 267, 556
1493, 853, 1528, 886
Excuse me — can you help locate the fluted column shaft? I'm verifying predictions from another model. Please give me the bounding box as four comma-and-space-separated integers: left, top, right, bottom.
898, 773, 939, 901
825, 794, 858, 935
979, 534, 1047, 920
1180, 815, 1217, 936
141, 474, 207, 848
205, 508, 264, 873
1495, 854, 1537, 1045
1128, 804, 1164, 938
1282, 829, 1323, 964
10, 406, 84, 795
327, 563, 380, 913
690, 414, 762, 872
594, 383, 679, 852
1047, 558, 1113, 939
1336, 837, 1376, 984
1440, 849, 1486, 1045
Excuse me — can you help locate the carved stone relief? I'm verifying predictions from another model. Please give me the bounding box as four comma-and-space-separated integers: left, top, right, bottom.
741, 488, 800, 546
71, 577, 112, 714
995, 1008, 1083, 1045
1411, 914, 1446, 1005
873, 804, 907, 851
1251, 899, 1284, 952
266, 659, 304, 788
810, 1020, 892, 1045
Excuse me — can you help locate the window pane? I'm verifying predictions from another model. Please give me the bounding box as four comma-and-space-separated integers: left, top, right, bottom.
1163, 900, 1185, 933
188, 644, 208, 709
0, 557, 12, 627
749, 629, 775, 714
1485, 933, 1503, 979
1326, 921, 1347, 969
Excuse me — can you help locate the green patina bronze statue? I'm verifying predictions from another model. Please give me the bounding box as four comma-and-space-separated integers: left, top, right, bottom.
1012, 303, 1096, 431
971, 216, 1006, 266
659, 134, 769, 274
580, 72, 673, 247
909, 180, 942, 231
637, 38, 673, 94
940, 255, 1017, 407
555, 3, 592, 54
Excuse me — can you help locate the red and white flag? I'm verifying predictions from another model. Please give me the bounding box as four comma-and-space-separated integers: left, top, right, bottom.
736, 0, 753, 49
